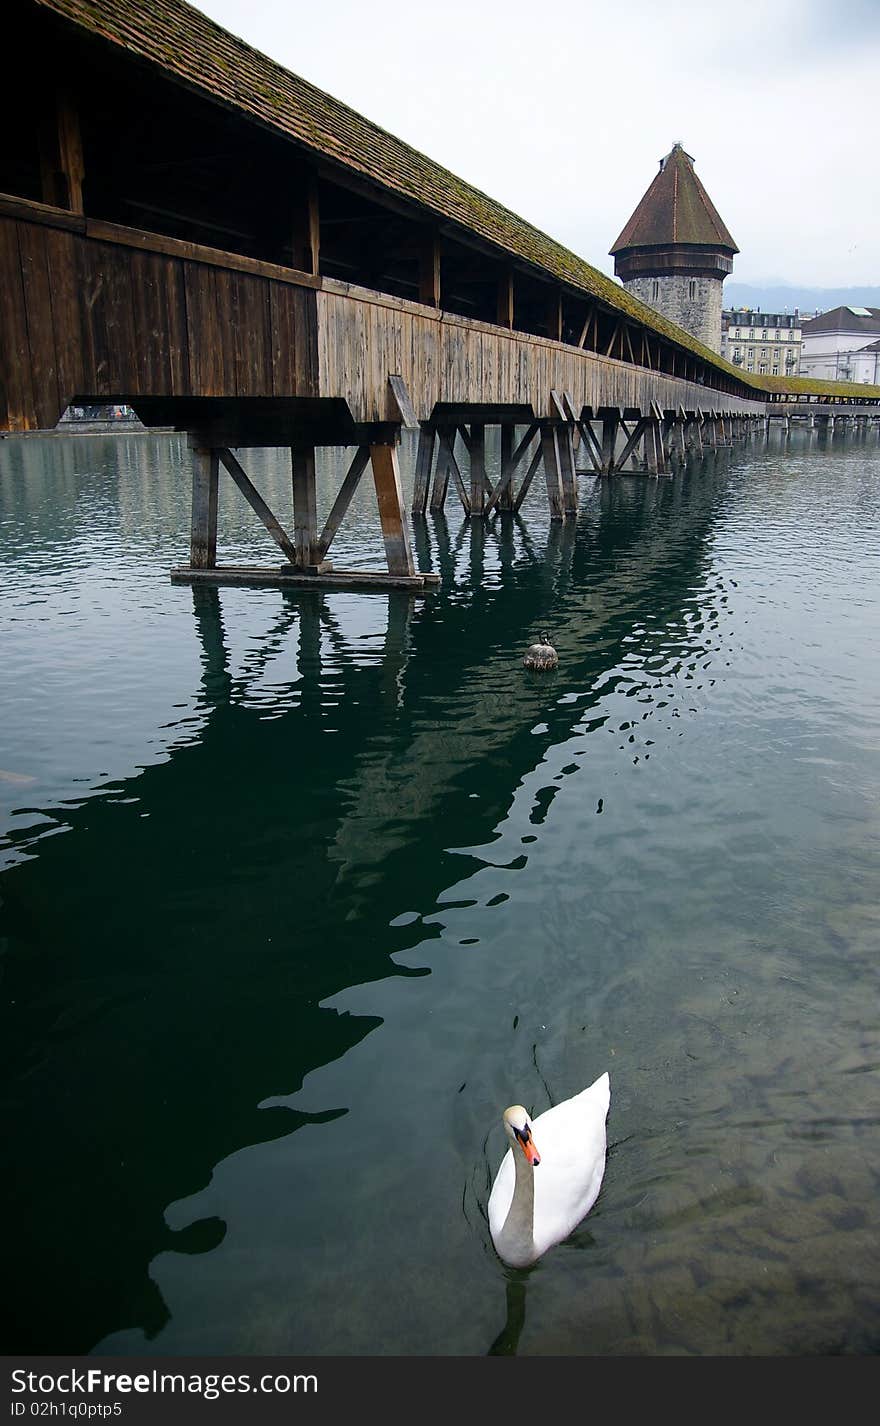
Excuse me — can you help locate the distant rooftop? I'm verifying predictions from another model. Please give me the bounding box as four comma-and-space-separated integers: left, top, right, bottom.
802, 306, 880, 335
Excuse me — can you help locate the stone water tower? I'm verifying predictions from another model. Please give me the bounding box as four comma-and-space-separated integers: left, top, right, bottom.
610, 143, 737, 353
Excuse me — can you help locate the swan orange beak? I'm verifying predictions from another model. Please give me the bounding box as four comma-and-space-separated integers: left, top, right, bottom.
517, 1129, 540, 1166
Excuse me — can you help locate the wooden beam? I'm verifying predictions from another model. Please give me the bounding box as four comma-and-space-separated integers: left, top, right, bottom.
497, 269, 514, 329
558, 424, 578, 514
370, 444, 415, 575
549, 390, 568, 422
189, 445, 219, 569
419, 231, 441, 307
601, 414, 619, 474
512, 443, 544, 513
292, 174, 320, 276
540, 425, 565, 520
605, 321, 622, 358
483, 420, 541, 516
291, 445, 319, 566
218, 448, 298, 563
495, 424, 515, 513
547, 291, 563, 342
317, 445, 371, 556
614, 418, 649, 472
387, 374, 419, 428
435, 428, 470, 513
411, 424, 436, 515
576, 419, 604, 473
469, 422, 489, 516
484, 423, 539, 515
38, 91, 84, 214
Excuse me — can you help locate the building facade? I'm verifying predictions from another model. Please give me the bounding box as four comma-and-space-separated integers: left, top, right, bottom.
799, 306, 880, 382
610, 143, 737, 353
721, 309, 802, 376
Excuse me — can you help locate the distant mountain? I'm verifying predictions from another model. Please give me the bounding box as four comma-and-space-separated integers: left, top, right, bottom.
724, 283, 880, 316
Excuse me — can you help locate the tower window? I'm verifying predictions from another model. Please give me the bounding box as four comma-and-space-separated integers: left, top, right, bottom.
688, 280, 696, 299
652, 280, 659, 301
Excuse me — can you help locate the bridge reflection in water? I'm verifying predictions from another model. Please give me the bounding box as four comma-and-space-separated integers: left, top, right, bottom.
1, 446, 739, 1353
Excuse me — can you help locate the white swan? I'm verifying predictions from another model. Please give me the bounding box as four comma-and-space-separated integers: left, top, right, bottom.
488, 1072, 610, 1268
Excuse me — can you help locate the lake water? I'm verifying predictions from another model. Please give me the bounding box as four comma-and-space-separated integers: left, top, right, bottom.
1, 426, 879, 1356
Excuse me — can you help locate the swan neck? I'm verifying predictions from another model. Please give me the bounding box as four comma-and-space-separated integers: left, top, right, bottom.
499, 1142, 536, 1267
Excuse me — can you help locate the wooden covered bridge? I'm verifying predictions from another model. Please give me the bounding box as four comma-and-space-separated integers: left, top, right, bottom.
3, 0, 879, 590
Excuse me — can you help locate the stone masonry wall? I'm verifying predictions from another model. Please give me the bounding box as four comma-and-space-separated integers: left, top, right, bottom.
623, 274, 724, 352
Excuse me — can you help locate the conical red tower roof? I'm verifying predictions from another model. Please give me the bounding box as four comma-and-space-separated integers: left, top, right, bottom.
611, 144, 738, 256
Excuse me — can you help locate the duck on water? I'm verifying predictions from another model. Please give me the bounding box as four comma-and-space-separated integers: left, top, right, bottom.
523, 633, 558, 671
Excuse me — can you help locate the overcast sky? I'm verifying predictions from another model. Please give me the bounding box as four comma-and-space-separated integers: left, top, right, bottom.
192, 0, 879, 289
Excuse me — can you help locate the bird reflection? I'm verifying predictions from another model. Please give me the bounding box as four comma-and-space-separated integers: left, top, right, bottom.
488, 1277, 528, 1356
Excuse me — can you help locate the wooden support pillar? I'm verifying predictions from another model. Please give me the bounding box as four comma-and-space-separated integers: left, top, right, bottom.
486, 423, 539, 516
292, 174, 320, 276
39, 90, 84, 213
431, 427, 469, 513
291, 444, 319, 567
497, 269, 514, 329
669, 412, 687, 466
498, 425, 515, 512
419, 231, 441, 308
614, 418, 649, 473
643, 416, 667, 476
469, 422, 487, 516
557, 424, 578, 514
540, 424, 565, 520
411, 423, 436, 515
189, 444, 219, 569
370, 443, 415, 575
601, 414, 619, 474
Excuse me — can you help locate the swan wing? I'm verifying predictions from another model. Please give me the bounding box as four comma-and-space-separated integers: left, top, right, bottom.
530, 1072, 610, 1257
487, 1147, 515, 1243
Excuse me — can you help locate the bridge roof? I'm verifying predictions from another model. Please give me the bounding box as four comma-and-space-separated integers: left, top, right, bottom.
610, 144, 738, 255
26, 2, 880, 404
35, 0, 751, 379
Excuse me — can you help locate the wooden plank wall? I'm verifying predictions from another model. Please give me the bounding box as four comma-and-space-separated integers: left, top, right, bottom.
0, 210, 319, 431
316, 282, 767, 423
1, 201, 766, 435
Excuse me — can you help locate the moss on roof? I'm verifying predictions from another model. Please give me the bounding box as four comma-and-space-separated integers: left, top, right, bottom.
761, 374, 880, 399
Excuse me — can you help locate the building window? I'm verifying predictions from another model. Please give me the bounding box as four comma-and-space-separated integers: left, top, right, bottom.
748, 347, 755, 358
759, 363, 768, 373
772, 365, 779, 374
747, 364, 754, 371
762, 329, 768, 339
652, 280, 659, 301
688, 279, 696, 299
